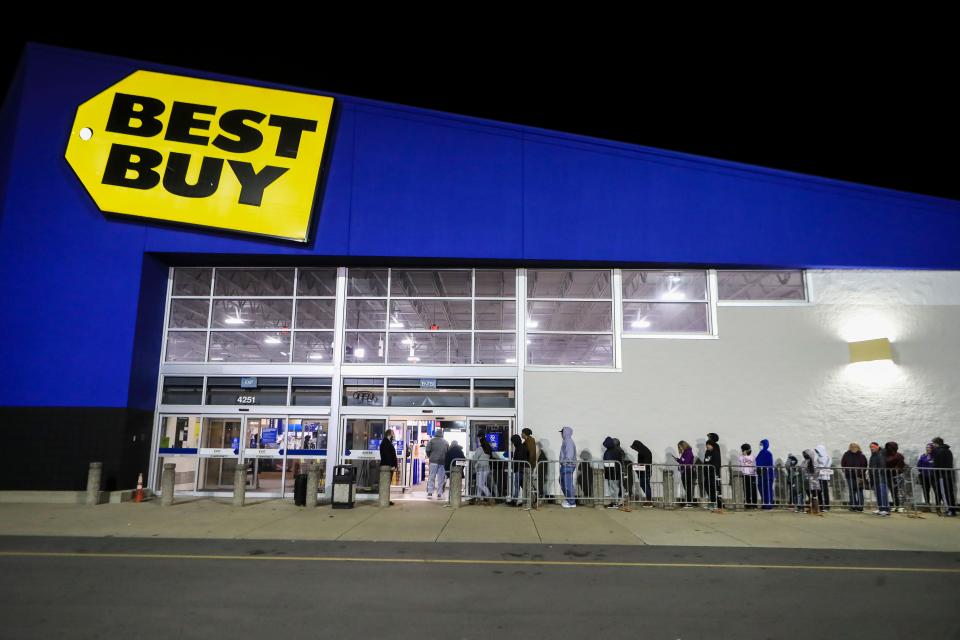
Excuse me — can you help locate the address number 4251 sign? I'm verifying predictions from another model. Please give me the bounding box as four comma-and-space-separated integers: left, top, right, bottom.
65, 70, 334, 242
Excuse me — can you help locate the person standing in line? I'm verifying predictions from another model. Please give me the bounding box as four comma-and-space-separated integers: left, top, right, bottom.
739, 444, 758, 509
509, 434, 528, 507
814, 445, 833, 511
802, 449, 823, 515
884, 442, 906, 513
473, 436, 494, 505
917, 443, 937, 511
868, 442, 891, 516
559, 426, 578, 508
706, 433, 723, 510
674, 441, 696, 508
425, 429, 449, 500
379, 429, 398, 506
756, 439, 775, 510
630, 439, 654, 507
931, 437, 957, 516
602, 436, 626, 508
785, 454, 805, 513
521, 428, 539, 505
840, 442, 867, 512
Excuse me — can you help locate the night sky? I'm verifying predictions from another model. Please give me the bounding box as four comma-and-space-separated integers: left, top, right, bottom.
2, 27, 955, 202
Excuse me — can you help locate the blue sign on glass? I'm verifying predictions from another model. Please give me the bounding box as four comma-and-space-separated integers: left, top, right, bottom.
486, 433, 500, 450
231, 437, 240, 449
370, 438, 381, 450
240, 377, 257, 389
261, 428, 278, 445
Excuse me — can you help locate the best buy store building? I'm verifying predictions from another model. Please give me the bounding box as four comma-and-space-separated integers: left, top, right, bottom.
1, 44, 958, 498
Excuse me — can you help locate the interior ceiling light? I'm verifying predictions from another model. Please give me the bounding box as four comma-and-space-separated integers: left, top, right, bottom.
407, 356, 420, 362
309, 353, 324, 360
527, 320, 539, 328
661, 291, 687, 301
224, 316, 245, 325
354, 348, 365, 359
505, 357, 517, 364
631, 319, 651, 329
264, 336, 282, 344
390, 318, 404, 328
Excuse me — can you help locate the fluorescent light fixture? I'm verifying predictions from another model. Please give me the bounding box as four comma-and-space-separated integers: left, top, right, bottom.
264, 336, 282, 345
224, 316, 246, 325
631, 319, 651, 329
407, 356, 420, 362
401, 338, 414, 345
308, 353, 324, 360
527, 320, 539, 328
354, 348, 365, 359
505, 357, 517, 364
210, 357, 224, 361
848, 338, 893, 364
390, 321, 405, 328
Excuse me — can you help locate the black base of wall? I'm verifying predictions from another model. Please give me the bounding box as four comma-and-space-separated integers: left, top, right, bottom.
0, 407, 153, 491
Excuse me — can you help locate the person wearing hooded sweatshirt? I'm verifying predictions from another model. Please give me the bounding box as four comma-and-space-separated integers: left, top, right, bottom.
704, 433, 723, 510
785, 454, 804, 512
630, 440, 653, 506
473, 436, 494, 505
673, 441, 696, 507
738, 444, 758, 509
931, 437, 957, 516
841, 443, 868, 512
814, 445, 833, 511
509, 434, 528, 506
884, 442, 906, 513
425, 430, 449, 500
917, 443, 937, 510
756, 439, 775, 510
602, 436, 625, 507
868, 442, 891, 516
558, 426, 577, 508
445, 440, 465, 473
802, 449, 823, 515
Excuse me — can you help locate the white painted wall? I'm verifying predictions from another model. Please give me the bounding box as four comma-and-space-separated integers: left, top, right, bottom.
524, 270, 960, 469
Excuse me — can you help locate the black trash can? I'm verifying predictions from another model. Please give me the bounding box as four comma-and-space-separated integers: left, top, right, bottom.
332, 464, 356, 509
293, 473, 308, 506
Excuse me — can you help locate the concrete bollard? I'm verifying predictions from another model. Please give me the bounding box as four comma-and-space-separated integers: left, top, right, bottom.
85, 462, 102, 506
592, 464, 605, 509
305, 463, 319, 508
449, 465, 463, 509
662, 468, 675, 509
232, 464, 246, 507
378, 465, 393, 508
731, 466, 743, 510
161, 463, 175, 506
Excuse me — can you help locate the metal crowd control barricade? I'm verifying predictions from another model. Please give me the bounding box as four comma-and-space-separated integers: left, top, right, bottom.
458, 457, 533, 507
911, 466, 959, 516
534, 460, 625, 508
633, 463, 719, 510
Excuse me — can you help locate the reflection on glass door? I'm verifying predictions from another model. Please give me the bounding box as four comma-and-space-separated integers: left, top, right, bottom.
341, 418, 385, 493
283, 418, 329, 496
243, 417, 285, 493
199, 417, 242, 491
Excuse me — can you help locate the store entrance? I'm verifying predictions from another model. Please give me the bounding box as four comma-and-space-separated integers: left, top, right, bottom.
338, 415, 513, 500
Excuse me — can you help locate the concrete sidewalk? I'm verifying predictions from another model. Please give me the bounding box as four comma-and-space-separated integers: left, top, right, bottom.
0, 499, 956, 551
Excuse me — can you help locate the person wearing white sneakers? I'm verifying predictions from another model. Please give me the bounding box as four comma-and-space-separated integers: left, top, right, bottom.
868, 442, 891, 516
558, 426, 577, 508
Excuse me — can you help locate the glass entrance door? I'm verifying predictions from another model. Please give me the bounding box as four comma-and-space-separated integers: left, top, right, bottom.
243, 417, 285, 493
340, 418, 386, 494
198, 417, 242, 491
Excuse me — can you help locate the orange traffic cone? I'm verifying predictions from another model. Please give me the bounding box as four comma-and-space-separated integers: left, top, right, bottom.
135, 473, 144, 503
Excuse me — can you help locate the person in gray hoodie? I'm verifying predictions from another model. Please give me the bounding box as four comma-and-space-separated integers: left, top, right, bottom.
425, 430, 449, 499
559, 426, 577, 508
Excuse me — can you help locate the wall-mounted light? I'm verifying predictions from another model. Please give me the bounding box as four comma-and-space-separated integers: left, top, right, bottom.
848, 338, 893, 364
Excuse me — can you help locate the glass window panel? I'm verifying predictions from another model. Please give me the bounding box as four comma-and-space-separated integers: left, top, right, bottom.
211, 299, 292, 329
343, 379, 384, 406
205, 377, 288, 405
347, 269, 388, 297
296, 268, 337, 297
168, 299, 210, 329
526, 334, 614, 367
622, 270, 708, 301
386, 378, 470, 407
296, 299, 336, 329
527, 270, 611, 299
526, 300, 612, 331
343, 332, 386, 363
473, 333, 517, 365
161, 377, 203, 405
345, 300, 387, 330
718, 270, 806, 300
292, 331, 335, 363
172, 268, 212, 296
165, 331, 207, 362
387, 333, 471, 365
389, 300, 472, 331
208, 331, 291, 363
623, 302, 710, 333
473, 380, 516, 408
286, 418, 328, 452
475, 269, 516, 297
214, 269, 294, 297
474, 301, 516, 330
390, 269, 472, 297
291, 379, 332, 406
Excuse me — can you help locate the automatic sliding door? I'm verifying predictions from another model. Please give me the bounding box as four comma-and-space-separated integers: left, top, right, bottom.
198, 417, 242, 491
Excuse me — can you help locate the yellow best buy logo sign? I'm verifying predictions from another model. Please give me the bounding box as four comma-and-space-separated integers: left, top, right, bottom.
65, 70, 334, 242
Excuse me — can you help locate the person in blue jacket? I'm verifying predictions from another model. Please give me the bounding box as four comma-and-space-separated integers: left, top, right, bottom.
756, 438, 775, 509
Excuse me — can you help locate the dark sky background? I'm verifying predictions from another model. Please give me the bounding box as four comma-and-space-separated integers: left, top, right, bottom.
2, 28, 955, 201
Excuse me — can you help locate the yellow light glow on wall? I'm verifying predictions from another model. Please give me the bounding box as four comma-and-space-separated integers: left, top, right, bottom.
848, 338, 893, 364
